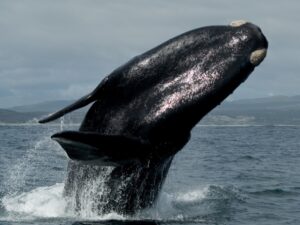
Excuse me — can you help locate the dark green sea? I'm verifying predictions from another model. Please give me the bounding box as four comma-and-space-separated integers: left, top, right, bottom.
0, 124, 299, 225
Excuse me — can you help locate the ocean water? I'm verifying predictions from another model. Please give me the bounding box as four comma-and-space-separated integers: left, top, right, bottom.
0, 123, 299, 225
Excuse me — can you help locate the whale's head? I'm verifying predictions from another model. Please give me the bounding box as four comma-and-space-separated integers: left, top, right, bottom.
39, 21, 268, 163
131, 20, 268, 139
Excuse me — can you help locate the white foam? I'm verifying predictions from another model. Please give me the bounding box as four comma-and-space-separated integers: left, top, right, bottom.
173, 187, 209, 203
1, 183, 212, 222
140, 186, 209, 220
2, 183, 68, 218
4, 136, 55, 194
92, 212, 126, 221
1, 183, 127, 221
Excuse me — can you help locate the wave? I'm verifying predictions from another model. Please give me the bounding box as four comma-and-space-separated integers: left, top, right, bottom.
0, 183, 242, 223
196, 124, 300, 127
0, 125, 243, 223
238, 155, 261, 161
1, 183, 67, 219
249, 188, 296, 196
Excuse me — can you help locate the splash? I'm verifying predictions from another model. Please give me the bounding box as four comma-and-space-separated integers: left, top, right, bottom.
1, 180, 244, 224
1, 183, 127, 221
2, 183, 67, 219
1, 183, 210, 221
64, 163, 115, 218
0, 124, 242, 223
60, 116, 65, 131
141, 187, 209, 221
173, 188, 209, 203
3, 136, 56, 195
62, 158, 172, 216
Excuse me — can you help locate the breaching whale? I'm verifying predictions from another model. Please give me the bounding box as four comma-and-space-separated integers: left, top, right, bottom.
39, 21, 268, 215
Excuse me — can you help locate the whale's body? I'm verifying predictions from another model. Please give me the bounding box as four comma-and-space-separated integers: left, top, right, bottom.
40, 21, 268, 215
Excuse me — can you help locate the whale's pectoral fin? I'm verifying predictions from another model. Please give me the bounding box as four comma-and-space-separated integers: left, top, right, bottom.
38, 79, 108, 123
51, 131, 152, 165
38, 93, 95, 123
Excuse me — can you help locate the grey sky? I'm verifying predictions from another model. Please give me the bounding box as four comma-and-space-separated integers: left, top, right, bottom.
0, 0, 299, 107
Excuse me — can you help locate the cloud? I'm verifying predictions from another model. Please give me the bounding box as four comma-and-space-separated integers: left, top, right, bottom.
0, 0, 299, 107
58, 83, 95, 100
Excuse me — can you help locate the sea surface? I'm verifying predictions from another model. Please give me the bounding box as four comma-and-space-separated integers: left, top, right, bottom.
0, 123, 299, 225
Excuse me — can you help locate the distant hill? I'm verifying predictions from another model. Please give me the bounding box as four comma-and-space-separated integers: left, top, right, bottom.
215, 95, 300, 111
1, 96, 300, 125
1, 100, 86, 124
201, 95, 300, 125
0, 109, 44, 123
10, 100, 73, 113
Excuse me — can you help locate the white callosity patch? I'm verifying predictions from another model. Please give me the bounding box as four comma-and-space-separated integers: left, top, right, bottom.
230, 20, 248, 27
250, 49, 267, 66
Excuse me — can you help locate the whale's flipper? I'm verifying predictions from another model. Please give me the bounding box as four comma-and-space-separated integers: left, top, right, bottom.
38, 93, 96, 123
52, 131, 152, 165
38, 80, 108, 123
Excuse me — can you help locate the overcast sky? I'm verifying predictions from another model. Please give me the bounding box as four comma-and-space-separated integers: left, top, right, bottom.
0, 0, 299, 107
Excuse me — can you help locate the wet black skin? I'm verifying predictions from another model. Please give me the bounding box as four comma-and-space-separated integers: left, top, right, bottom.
40, 22, 268, 215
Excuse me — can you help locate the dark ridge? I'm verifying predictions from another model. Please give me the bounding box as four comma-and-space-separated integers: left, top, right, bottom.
72, 220, 160, 225
249, 188, 296, 196
0, 108, 45, 123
